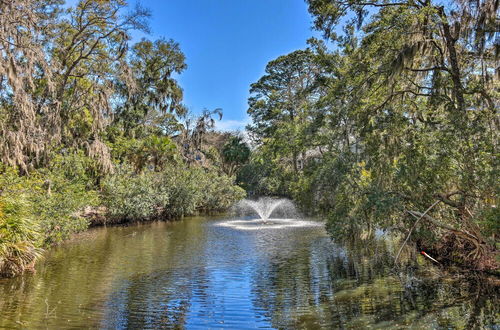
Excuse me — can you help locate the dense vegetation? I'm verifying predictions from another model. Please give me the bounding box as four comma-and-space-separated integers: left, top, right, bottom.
0, 0, 247, 277
241, 0, 498, 271
1, 0, 497, 277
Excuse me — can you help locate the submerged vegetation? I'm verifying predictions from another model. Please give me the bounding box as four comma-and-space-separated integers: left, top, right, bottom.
240, 0, 499, 271
0, 0, 246, 277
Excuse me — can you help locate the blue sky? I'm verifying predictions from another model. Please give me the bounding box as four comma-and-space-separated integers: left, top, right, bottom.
131, 0, 318, 131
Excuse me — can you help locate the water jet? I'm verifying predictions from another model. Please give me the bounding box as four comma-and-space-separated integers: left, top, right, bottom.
235, 197, 296, 223
216, 197, 320, 231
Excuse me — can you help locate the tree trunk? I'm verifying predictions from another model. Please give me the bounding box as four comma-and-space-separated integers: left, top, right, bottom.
440, 8, 465, 112
293, 151, 298, 173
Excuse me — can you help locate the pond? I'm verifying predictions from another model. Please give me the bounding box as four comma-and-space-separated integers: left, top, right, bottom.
0, 215, 498, 329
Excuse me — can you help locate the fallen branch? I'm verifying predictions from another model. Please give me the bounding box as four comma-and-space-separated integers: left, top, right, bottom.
394, 200, 441, 265
408, 210, 480, 242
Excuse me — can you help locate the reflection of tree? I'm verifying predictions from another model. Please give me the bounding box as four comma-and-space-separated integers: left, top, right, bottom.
0, 219, 210, 329
100, 218, 211, 329
404, 278, 500, 329
250, 229, 339, 328
465, 284, 500, 329
0, 229, 119, 328
250, 233, 500, 329
102, 268, 202, 329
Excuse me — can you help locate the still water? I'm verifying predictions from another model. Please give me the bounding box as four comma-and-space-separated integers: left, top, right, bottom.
0, 216, 498, 329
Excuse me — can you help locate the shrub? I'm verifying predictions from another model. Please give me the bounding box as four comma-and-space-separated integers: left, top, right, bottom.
0, 195, 41, 277
31, 152, 100, 245
102, 164, 246, 222
101, 165, 168, 222
0, 153, 246, 277
196, 168, 246, 211
0, 152, 100, 276
31, 182, 97, 245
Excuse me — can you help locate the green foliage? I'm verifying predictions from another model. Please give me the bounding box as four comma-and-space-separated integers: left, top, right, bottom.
195, 168, 247, 211
221, 136, 250, 176
101, 165, 166, 221
115, 38, 187, 137
236, 153, 291, 197
0, 195, 41, 277
247, 49, 324, 174
241, 0, 499, 268
32, 152, 99, 245
179, 108, 224, 162
102, 164, 245, 222
476, 206, 500, 240
109, 135, 178, 172
0, 152, 101, 276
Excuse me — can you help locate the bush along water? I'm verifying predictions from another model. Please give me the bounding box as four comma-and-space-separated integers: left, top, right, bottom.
0, 150, 245, 277
0, 155, 99, 277
0, 195, 41, 277
102, 164, 245, 223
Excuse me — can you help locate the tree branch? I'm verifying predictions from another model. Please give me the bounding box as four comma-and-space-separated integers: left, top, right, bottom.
394, 200, 441, 265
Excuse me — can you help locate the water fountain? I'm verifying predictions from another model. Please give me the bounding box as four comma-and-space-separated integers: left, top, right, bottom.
216, 197, 321, 230
235, 197, 295, 223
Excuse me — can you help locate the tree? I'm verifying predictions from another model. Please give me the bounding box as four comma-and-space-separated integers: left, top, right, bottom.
306, 0, 499, 114
179, 108, 223, 164
300, 0, 499, 268
247, 49, 325, 173
0, 0, 61, 172
50, 0, 150, 172
221, 136, 250, 176
305, 0, 499, 225
115, 38, 187, 137
0, 0, 151, 173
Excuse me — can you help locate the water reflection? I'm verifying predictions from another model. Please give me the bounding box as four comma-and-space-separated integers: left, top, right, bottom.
0, 216, 498, 329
